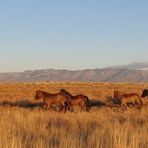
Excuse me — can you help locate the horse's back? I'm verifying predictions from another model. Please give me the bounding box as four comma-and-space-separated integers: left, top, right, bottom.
77, 95, 89, 101
43, 92, 68, 105
123, 93, 140, 99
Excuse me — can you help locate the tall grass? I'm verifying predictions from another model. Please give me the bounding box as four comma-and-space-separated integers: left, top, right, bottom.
0, 108, 148, 148
0, 82, 148, 148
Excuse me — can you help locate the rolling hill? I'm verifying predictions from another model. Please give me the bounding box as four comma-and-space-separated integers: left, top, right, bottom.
0, 67, 148, 82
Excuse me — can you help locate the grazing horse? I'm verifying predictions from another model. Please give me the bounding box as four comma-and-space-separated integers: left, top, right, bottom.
113, 91, 143, 108
34, 90, 70, 112
141, 89, 148, 98
60, 89, 90, 111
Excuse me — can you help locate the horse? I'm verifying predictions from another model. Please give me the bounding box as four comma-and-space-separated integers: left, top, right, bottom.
113, 91, 143, 108
34, 90, 71, 113
60, 89, 90, 111
141, 89, 148, 98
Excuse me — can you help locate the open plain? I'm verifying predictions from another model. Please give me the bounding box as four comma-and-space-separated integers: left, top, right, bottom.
0, 82, 148, 148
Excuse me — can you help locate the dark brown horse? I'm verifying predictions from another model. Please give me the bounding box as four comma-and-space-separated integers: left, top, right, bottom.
113, 91, 143, 108
141, 89, 148, 98
34, 90, 71, 112
60, 89, 90, 111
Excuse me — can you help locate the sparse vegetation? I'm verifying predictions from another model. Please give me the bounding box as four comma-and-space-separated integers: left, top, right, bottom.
0, 82, 148, 148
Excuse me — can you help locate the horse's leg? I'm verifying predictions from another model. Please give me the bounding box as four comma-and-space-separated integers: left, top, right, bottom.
80, 104, 83, 112
59, 103, 64, 112
57, 104, 63, 112
43, 103, 48, 110
86, 104, 90, 112
59, 106, 63, 112
44, 99, 52, 111
63, 102, 67, 113
47, 103, 53, 111
47, 105, 52, 111
87, 102, 90, 111
66, 102, 73, 112
62, 101, 69, 113
120, 103, 127, 111
80, 102, 86, 112
124, 104, 128, 110
43, 102, 51, 111
84, 101, 90, 112
138, 100, 143, 109
135, 100, 142, 110
69, 104, 74, 112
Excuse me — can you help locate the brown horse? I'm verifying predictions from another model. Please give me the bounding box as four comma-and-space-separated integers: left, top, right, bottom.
60, 89, 90, 111
34, 90, 71, 112
113, 91, 143, 108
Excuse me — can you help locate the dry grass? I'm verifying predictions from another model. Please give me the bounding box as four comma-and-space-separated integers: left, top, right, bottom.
0, 82, 148, 148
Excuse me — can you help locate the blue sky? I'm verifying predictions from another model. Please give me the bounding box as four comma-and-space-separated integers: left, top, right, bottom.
0, 0, 148, 72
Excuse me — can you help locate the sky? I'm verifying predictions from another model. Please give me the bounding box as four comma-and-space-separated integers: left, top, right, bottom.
0, 0, 148, 72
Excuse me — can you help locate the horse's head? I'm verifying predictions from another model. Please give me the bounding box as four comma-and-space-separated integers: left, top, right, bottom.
141, 89, 148, 98
34, 90, 42, 100
113, 91, 120, 99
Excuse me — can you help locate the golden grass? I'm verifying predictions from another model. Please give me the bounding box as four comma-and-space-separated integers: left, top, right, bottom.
0, 108, 148, 148
0, 82, 148, 148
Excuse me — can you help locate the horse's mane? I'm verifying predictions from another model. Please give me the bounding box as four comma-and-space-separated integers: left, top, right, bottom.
60, 89, 73, 98
114, 91, 126, 95
60, 89, 89, 101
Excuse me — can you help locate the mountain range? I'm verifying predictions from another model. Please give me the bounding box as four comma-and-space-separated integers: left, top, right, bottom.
0, 62, 148, 83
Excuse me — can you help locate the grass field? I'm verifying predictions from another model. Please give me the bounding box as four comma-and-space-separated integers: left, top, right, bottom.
0, 82, 148, 148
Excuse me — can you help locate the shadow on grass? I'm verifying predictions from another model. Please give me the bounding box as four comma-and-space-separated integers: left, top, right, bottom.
0, 97, 122, 110
88, 96, 122, 110
0, 100, 43, 109
89, 99, 108, 107
105, 95, 121, 105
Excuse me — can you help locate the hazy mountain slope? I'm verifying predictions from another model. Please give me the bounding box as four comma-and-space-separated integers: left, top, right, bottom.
0, 68, 148, 82
111, 62, 148, 70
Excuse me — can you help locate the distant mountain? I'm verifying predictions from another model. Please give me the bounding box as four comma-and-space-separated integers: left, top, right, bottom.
0, 66, 148, 83
111, 62, 148, 70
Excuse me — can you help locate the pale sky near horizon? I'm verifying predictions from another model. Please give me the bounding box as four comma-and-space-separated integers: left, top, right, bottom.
0, 0, 148, 72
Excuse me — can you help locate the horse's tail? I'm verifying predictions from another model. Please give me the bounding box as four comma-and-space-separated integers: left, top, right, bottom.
85, 96, 91, 109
